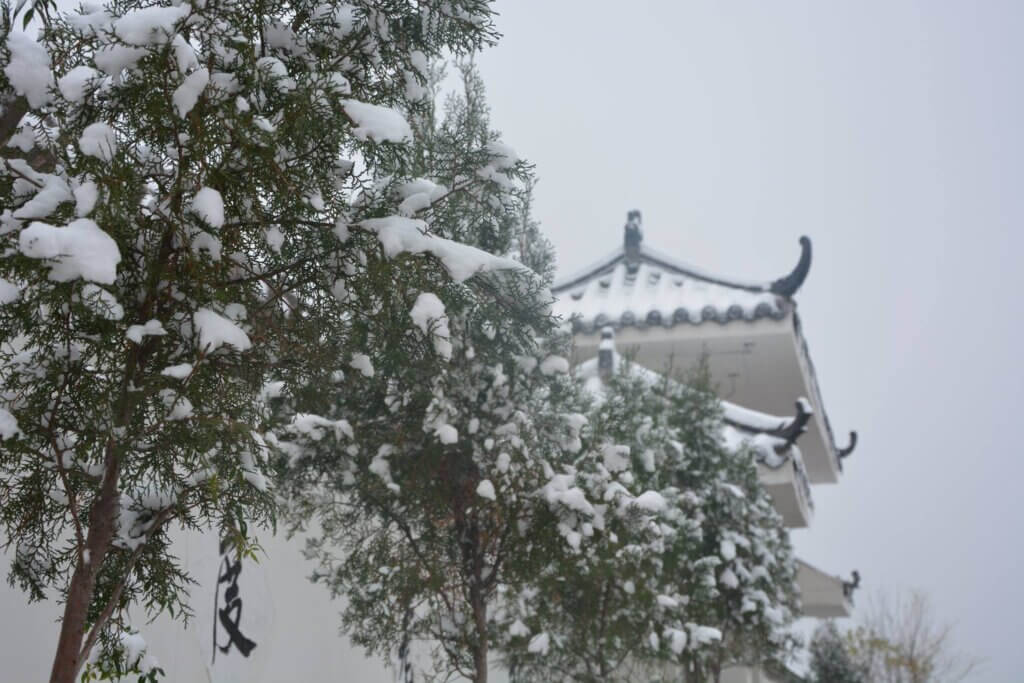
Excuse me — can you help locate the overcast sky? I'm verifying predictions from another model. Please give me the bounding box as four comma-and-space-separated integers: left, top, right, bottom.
474, 2, 1023, 680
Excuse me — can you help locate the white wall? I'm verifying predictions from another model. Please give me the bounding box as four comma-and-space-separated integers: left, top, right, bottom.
0, 528, 395, 682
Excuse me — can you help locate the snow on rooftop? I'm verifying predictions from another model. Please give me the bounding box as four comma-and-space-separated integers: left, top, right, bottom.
553, 256, 784, 331
551, 211, 811, 332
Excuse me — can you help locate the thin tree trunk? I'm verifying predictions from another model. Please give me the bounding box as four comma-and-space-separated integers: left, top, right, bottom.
46, 190, 173, 681
48, 446, 121, 683
596, 577, 612, 680
470, 575, 488, 683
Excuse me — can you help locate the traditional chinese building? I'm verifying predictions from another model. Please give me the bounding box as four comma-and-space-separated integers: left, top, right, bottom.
553, 211, 858, 682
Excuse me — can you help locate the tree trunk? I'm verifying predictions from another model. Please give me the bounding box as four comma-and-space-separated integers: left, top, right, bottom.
471, 582, 488, 683
49, 448, 121, 683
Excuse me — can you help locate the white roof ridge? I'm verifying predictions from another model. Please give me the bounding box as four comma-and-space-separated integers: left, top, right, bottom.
552, 225, 812, 301
638, 243, 771, 292
551, 246, 624, 293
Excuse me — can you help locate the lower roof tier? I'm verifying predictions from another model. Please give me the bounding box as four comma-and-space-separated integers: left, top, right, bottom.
569, 313, 847, 484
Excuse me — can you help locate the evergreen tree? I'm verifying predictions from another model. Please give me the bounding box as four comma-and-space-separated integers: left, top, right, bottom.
500, 352, 799, 682
664, 365, 800, 681
0, 3, 516, 681
277, 65, 573, 683
500, 362, 706, 683
808, 621, 867, 683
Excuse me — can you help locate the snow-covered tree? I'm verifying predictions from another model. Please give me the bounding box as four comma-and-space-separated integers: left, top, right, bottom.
501, 354, 799, 682
808, 621, 867, 683
0, 2, 515, 681
276, 65, 573, 683
498, 363, 701, 682
663, 365, 800, 681
280, 321, 584, 683
407, 63, 554, 278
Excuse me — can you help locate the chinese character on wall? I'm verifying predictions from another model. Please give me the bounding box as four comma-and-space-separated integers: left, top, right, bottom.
212, 538, 257, 661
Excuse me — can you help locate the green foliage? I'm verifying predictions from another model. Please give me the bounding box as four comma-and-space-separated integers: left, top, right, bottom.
79, 629, 166, 683
0, 0, 513, 678
3, 4, 803, 681
406, 63, 555, 281
501, 357, 799, 682
808, 621, 867, 683
276, 62, 569, 683
668, 367, 800, 679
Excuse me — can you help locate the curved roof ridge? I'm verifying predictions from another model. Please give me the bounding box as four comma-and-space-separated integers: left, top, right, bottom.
551, 211, 813, 300
638, 243, 770, 293
551, 248, 624, 294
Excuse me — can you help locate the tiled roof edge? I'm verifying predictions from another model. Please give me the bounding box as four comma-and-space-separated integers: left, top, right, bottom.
552, 235, 813, 299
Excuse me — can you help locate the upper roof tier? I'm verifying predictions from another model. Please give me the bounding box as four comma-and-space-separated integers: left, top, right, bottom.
551, 210, 812, 332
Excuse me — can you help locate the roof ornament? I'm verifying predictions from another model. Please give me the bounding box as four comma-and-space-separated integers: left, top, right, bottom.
598, 326, 615, 380
770, 399, 813, 452
837, 430, 858, 459
768, 236, 813, 298
842, 570, 861, 600
623, 210, 643, 263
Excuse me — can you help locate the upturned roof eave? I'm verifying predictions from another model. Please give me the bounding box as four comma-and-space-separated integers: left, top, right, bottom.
551, 235, 813, 299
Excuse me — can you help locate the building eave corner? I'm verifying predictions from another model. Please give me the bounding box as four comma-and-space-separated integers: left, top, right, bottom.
769, 236, 812, 298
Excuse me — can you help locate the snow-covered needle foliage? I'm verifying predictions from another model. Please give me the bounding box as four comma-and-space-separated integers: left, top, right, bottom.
276, 66, 573, 683
808, 620, 867, 683
658, 366, 800, 680
281, 320, 584, 683
0, 2, 525, 680
501, 360, 799, 682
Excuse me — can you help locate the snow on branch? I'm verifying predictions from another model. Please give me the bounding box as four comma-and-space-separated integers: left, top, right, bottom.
19, 219, 121, 284
340, 100, 413, 143
357, 215, 532, 284
193, 308, 251, 352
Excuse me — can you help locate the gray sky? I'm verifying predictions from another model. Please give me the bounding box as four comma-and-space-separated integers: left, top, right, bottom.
476, 2, 1023, 680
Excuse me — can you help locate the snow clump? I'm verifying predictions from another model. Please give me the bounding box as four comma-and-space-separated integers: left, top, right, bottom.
190, 187, 225, 228
476, 479, 496, 501
4, 31, 54, 108
74, 181, 99, 216
125, 319, 166, 343
0, 278, 19, 304
194, 308, 251, 352
113, 4, 190, 45
79, 123, 118, 162
527, 632, 550, 655
350, 353, 374, 377
341, 99, 412, 143
358, 216, 527, 284
172, 68, 209, 117
0, 408, 20, 439
19, 219, 121, 283
81, 284, 124, 320
539, 355, 570, 375
410, 292, 452, 360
